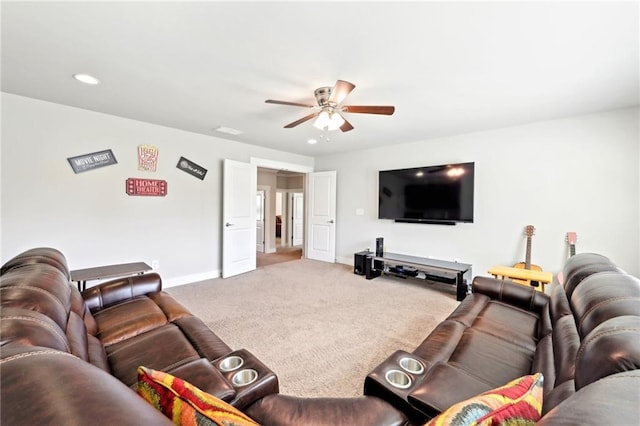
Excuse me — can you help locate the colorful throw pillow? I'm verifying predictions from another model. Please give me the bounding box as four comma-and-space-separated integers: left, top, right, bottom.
425, 373, 544, 426
136, 366, 258, 426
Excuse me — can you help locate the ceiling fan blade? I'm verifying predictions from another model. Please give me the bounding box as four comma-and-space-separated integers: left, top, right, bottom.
342, 105, 395, 115
284, 112, 319, 128
339, 116, 354, 132
328, 80, 356, 105
266, 99, 315, 108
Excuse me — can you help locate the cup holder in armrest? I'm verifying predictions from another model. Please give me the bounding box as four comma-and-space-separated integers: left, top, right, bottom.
213, 349, 279, 410
399, 356, 425, 375
232, 368, 258, 387
219, 355, 244, 372
364, 350, 431, 424
385, 369, 412, 389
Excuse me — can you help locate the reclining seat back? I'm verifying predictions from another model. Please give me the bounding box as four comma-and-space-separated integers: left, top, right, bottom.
569, 272, 640, 389
0, 248, 110, 372
536, 253, 629, 414
536, 283, 580, 403
81, 273, 237, 393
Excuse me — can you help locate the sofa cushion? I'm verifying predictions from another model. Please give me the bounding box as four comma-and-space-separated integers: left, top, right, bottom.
469, 300, 540, 351
107, 324, 201, 386
93, 296, 169, 346
424, 373, 543, 426
448, 329, 534, 386
136, 366, 258, 426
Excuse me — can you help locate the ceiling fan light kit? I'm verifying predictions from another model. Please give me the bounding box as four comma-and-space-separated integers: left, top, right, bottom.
265, 79, 395, 134
313, 109, 345, 131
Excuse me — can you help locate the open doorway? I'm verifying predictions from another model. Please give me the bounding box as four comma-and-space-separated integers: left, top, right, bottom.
257, 168, 303, 267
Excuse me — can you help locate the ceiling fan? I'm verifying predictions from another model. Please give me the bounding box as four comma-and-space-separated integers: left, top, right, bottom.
265, 80, 395, 132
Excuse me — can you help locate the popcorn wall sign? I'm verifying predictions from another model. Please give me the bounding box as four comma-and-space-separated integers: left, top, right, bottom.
138, 144, 159, 172
126, 178, 167, 197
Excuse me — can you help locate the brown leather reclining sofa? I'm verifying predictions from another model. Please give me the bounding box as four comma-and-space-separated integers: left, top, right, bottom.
363, 252, 640, 424
1, 248, 639, 425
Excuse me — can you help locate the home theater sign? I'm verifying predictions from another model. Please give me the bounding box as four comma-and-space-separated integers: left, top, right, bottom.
126, 178, 167, 197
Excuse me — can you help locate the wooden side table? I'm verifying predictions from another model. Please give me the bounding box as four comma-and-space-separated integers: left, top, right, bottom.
70, 262, 152, 291
488, 265, 553, 293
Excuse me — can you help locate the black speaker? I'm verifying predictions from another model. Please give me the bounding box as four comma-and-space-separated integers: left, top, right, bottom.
375, 237, 384, 257
365, 255, 382, 280
354, 251, 371, 275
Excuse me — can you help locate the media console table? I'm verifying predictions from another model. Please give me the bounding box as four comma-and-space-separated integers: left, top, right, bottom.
70, 262, 152, 291
370, 252, 472, 301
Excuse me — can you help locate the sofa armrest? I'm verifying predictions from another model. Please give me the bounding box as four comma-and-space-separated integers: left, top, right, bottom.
537, 371, 640, 425
82, 273, 162, 312
472, 276, 549, 313
0, 345, 173, 425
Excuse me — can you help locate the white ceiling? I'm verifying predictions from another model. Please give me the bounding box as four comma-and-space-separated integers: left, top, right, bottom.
2, 1, 638, 157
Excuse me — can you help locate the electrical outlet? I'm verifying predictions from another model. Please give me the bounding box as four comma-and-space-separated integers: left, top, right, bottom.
151, 260, 159, 269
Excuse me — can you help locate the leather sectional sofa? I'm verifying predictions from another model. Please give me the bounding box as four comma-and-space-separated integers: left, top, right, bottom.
1, 247, 639, 425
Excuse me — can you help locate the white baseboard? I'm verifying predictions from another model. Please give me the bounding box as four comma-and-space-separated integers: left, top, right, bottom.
336, 256, 351, 265
163, 270, 221, 288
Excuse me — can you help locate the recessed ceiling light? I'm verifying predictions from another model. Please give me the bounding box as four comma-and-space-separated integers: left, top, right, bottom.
307, 139, 317, 145
214, 126, 244, 136
73, 73, 100, 85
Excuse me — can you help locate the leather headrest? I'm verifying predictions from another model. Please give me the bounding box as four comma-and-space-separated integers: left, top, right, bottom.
570, 272, 640, 337
562, 253, 619, 299
575, 315, 640, 390
0, 247, 69, 279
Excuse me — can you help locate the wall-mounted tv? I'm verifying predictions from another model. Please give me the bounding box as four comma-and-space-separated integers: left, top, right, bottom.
378, 162, 475, 225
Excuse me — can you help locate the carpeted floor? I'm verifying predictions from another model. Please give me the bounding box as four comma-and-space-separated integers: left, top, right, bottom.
256, 246, 302, 267
167, 259, 459, 398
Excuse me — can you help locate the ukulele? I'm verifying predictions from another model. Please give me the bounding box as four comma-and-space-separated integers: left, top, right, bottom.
513, 225, 543, 285
566, 232, 578, 257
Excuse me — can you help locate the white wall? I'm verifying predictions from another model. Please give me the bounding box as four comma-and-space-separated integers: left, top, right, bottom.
315, 108, 640, 277
1, 93, 314, 286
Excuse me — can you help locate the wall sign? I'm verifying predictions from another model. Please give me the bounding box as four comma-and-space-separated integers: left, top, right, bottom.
67, 149, 117, 174
138, 144, 159, 172
176, 156, 207, 180
126, 178, 167, 196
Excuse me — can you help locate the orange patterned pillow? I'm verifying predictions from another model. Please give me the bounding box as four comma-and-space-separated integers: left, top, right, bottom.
425, 373, 544, 426
136, 366, 258, 426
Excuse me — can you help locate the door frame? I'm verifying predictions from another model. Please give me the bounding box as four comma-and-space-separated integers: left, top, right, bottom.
251, 158, 313, 257
291, 191, 304, 247
256, 188, 267, 253
257, 185, 273, 253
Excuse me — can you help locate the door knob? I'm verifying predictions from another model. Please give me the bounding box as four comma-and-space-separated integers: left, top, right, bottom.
225, 222, 234, 227
328, 219, 334, 224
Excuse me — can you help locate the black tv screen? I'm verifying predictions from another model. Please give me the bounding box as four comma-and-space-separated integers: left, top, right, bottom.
378, 162, 475, 224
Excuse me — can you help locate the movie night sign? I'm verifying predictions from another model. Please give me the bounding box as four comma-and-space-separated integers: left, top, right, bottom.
126, 178, 168, 197
67, 149, 118, 173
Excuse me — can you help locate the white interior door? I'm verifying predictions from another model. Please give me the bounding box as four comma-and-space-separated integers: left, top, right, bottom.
306, 171, 336, 262
222, 159, 257, 278
292, 192, 304, 246
256, 190, 265, 252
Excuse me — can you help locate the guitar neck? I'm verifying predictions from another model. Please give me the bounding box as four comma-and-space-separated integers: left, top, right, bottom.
525, 236, 532, 269
570, 244, 576, 257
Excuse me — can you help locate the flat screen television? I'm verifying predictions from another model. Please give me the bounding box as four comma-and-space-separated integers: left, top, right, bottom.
378, 162, 475, 224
